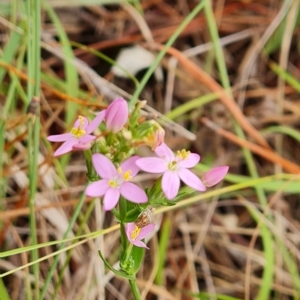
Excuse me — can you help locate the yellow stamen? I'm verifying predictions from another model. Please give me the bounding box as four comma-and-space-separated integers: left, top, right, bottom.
131, 225, 141, 241
70, 127, 86, 138
108, 180, 117, 188
176, 149, 190, 160
123, 170, 132, 181
78, 115, 85, 127
117, 167, 122, 174
70, 116, 86, 138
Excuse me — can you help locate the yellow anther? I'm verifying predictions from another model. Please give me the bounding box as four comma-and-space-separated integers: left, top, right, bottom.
70, 116, 87, 138
123, 170, 132, 181
176, 149, 190, 160
117, 167, 122, 174
70, 127, 86, 138
131, 225, 141, 241
78, 115, 85, 127
108, 180, 117, 188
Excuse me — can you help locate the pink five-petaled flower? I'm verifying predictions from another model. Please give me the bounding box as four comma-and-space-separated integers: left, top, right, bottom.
202, 166, 229, 187
85, 154, 147, 211
125, 222, 155, 249
136, 143, 206, 200
104, 98, 128, 133
47, 112, 105, 157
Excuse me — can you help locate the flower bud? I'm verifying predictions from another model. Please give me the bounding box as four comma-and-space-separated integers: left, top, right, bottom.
144, 121, 165, 150
105, 98, 128, 133
202, 166, 229, 187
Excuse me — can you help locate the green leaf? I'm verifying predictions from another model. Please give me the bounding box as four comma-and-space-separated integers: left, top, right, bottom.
131, 245, 145, 275
98, 251, 135, 280
124, 207, 141, 223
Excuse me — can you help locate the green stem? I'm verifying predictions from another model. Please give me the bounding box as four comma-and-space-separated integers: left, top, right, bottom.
129, 279, 142, 300
120, 243, 133, 271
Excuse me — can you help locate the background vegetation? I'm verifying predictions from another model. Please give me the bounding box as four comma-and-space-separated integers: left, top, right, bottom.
1, 0, 300, 299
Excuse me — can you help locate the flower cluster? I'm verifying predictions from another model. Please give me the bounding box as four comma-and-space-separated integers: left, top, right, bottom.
48, 97, 229, 251
47, 98, 128, 157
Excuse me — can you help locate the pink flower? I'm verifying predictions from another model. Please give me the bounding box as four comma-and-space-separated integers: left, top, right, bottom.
47, 112, 105, 157
125, 222, 155, 249
85, 154, 148, 210
104, 98, 128, 133
136, 143, 206, 200
202, 166, 229, 187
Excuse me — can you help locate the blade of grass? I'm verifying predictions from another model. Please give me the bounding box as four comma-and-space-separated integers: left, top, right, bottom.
0, 26, 23, 202
39, 190, 87, 299
269, 61, 300, 92
26, 0, 41, 298
0, 278, 11, 300
155, 214, 171, 285
43, 0, 79, 169
43, 1, 79, 123
243, 199, 300, 298
0, 28, 23, 85
48, 0, 129, 7
203, 2, 274, 299
165, 92, 220, 120
52, 200, 96, 299
208, 0, 300, 294
261, 125, 300, 143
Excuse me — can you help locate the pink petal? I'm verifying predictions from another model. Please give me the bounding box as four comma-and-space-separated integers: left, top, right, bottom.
135, 157, 167, 173
74, 116, 89, 129
53, 138, 77, 157
92, 154, 117, 179
132, 240, 148, 249
125, 222, 135, 243
47, 133, 73, 142
202, 166, 229, 187
138, 223, 155, 239
120, 182, 148, 203
79, 134, 96, 143
103, 188, 120, 211
86, 110, 105, 133
178, 153, 200, 168
85, 180, 109, 197
72, 142, 92, 151
120, 156, 141, 177
177, 168, 206, 191
105, 98, 128, 133
155, 143, 175, 160
162, 171, 180, 200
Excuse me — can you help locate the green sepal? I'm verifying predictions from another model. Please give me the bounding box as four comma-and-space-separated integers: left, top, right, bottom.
120, 244, 145, 275
92, 139, 108, 155
128, 101, 142, 129
98, 250, 135, 280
